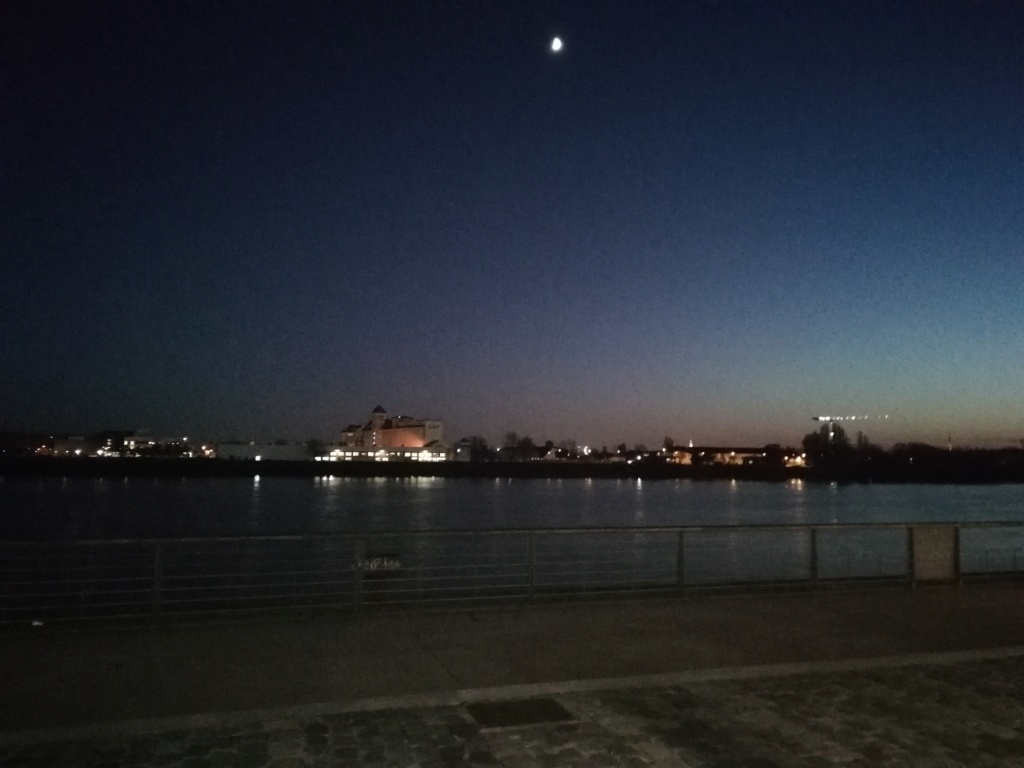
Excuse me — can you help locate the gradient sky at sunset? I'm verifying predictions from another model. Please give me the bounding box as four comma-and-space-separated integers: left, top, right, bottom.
3, 1, 1023, 448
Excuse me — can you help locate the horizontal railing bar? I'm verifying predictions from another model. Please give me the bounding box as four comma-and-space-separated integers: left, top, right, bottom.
2, 593, 155, 606
2, 602, 151, 612
162, 595, 355, 606
161, 593, 340, 602
160, 602, 355, 615
162, 582, 352, 595
364, 584, 527, 593
5, 521, 1024, 548
0, 560, 153, 567
166, 584, 357, 594
7, 599, 364, 622
5, 574, 154, 583
160, 592, 353, 607
3, 522, 1021, 626
162, 568, 352, 579
161, 562, 351, 570
353, 564, 530, 574
162, 594, 354, 607
1, 573, 352, 593
6, 566, 1014, 584
367, 586, 676, 605
3, 578, 154, 588
6, 569, 1015, 593
6, 578, 351, 591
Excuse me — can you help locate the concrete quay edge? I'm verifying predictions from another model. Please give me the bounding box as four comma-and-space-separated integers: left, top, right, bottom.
2, 644, 1022, 748
2, 583, 1023, 746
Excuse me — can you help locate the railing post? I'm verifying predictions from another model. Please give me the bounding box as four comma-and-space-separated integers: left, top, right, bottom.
353, 537, 365, 616
152, 541, 163, 621
809, 527, 818, 590
474, 532, 482, 599
527, 532, 535, 603
79, 545, 93, 619
1, 545, 13, 624
954, 525, 962, 586
676, 530, 686, 595
907, 526, 916, 587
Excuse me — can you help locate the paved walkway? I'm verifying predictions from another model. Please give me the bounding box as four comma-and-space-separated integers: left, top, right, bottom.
1, 583, 1023, 766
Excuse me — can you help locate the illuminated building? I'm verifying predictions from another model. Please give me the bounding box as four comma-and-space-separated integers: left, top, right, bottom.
341, 405, 443, 449
319, 406, 448, 462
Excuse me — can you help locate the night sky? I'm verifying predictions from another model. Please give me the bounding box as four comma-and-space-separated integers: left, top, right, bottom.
3, 1, 1023, 448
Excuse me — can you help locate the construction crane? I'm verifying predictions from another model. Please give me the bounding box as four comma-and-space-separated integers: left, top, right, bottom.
812, 414, 890, 445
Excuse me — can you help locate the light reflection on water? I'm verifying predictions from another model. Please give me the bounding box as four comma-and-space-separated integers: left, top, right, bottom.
248, 475, 262, 532
0, 477, 1020, 540
0, 478, 1022, 593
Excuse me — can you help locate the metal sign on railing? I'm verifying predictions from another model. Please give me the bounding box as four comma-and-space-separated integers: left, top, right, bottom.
361, 555, 402, 572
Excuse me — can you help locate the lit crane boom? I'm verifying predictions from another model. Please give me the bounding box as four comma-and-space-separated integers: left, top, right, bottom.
812, 415, 890, 445
812, 415, 890, 422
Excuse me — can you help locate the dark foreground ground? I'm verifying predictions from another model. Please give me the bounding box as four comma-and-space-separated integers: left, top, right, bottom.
2, 583, 1023, 766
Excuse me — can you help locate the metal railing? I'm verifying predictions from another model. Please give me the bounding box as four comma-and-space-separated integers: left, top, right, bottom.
1, 522, 1022, 624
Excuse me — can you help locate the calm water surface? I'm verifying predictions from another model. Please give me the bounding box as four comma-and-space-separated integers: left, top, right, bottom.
1, 476, 1022, 540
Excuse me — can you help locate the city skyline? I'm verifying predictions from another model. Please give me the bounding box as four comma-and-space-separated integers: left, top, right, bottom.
4, 1, 1023, 449
2, 406, 1013, 454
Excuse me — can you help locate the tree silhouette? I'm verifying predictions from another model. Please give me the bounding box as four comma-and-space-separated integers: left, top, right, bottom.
516, 435, 537, 460
802, 424, 852, 466
463, 435, 493, 462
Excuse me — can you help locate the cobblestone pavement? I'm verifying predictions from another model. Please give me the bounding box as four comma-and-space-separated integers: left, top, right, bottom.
2, 655, 1023, 767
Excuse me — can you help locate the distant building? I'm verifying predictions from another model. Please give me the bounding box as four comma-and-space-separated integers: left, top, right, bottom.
667, 446, 774, 466
341, 405, 443, 449
318, 445, 449, 463
323, 405, 448, 462
783, 452, 807, 468
43, 432, 205, 458
454, 437, 474, 462
49, 435, 92, 457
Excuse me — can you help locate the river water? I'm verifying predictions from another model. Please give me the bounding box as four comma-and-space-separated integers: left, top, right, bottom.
2, 476, 1022, 540
2, 478, 1023, 616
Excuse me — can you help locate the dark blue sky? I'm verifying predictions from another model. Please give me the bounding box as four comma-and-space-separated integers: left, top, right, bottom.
3, 1, 1023, 448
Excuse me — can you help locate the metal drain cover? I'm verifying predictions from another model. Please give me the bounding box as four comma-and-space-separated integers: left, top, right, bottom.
466, 697, 576, 729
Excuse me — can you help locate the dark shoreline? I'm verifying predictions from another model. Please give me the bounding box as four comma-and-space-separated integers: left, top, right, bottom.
3, 456, 1024, 484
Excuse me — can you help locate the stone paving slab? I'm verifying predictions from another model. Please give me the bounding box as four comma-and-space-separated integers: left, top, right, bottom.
3, 651, 1023, 767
